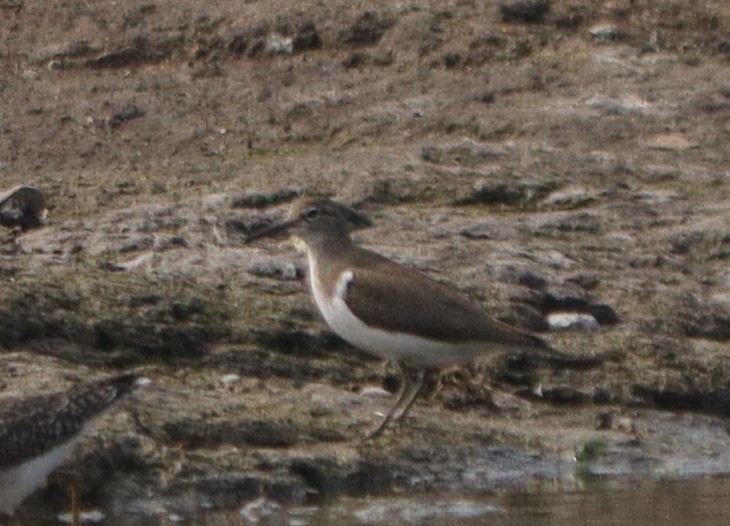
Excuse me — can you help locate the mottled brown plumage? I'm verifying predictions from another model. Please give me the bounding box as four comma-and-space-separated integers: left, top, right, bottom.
0, 373, 141, 515
0, 374, 138, 470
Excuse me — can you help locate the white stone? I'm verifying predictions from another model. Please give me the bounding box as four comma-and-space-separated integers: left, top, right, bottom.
547, 312, 600, 331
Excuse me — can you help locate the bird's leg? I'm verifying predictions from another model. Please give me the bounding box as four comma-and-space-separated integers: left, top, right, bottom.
392, 367, 425, 423
368, 364, 424, 438
368, 366, 412, 439
70, 476, 81, 526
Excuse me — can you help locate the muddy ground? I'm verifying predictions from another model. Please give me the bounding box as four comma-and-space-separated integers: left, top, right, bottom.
1, 0, 729, 519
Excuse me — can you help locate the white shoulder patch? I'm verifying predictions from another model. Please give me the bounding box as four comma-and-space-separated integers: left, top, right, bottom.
334, 270, 354, 301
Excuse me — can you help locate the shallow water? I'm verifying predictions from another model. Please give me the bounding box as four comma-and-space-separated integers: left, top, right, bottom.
80, 476, 730, 526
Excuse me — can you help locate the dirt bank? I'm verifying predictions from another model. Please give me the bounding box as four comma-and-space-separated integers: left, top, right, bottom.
1, 0, 729, 518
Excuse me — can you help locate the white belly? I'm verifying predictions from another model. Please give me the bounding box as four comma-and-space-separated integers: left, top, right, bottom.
0, 438, 78, 515
308, 258, 478, 367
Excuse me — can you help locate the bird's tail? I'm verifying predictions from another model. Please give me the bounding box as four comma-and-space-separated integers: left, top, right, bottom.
521, 333, 612, 370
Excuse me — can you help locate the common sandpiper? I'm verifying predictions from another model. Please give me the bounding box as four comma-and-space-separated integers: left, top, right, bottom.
246, 198, 565, 437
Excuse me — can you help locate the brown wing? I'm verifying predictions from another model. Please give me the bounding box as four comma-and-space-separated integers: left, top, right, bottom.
343, 249, 548, 351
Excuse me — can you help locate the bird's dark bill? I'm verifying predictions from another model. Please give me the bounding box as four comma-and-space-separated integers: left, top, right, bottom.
244, 221, 293, 243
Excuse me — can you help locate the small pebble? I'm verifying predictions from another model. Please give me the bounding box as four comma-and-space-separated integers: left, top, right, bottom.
588, 23, 627, 41
221, 374, 241, 385
58, 510, 105, 524
547, 312, 600, 331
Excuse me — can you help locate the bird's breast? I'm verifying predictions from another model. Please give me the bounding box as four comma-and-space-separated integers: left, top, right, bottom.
307, 260, 478, 367
0, 438, 78, 515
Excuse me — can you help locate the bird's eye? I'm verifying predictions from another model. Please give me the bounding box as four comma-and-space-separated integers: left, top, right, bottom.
303, 208, 319, 221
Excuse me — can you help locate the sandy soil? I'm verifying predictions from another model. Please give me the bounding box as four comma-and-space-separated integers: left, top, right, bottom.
1, 0, 729, 518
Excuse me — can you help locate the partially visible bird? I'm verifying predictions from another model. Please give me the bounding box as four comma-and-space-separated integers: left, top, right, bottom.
0, 373, 144, 516
0, 185, 47, 231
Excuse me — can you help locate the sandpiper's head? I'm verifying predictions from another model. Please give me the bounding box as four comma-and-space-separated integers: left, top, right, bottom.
245, 198, 372, 247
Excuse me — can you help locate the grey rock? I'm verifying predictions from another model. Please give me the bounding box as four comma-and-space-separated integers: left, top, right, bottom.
292, 22, 322, 52
542, 188, 596, 209
500, 0, 550, 24
585, 95, 650, 115
247, 259, 303, 280
547, 312, 600, 331
535, 212, 602, 235
633, 384, 730, 417
539, 287, 619, 325
231, 188, 304, 209
456, 180, 558, 206
459, 224, 496, 240
339, 12, 392, 47
266, 34, 293, 55
422, 140, 505, 166
83, 35, 180, 69
677, 295, 730, 342
108, 104, 145, 128
588, 24, 628, 42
